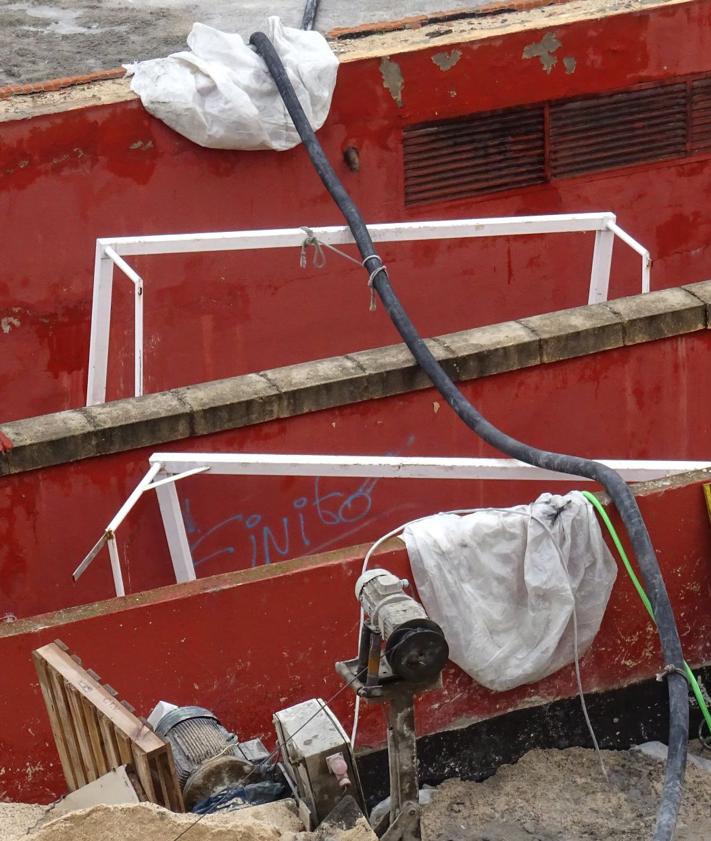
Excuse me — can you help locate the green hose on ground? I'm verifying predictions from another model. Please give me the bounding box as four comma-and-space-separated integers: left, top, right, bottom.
581, 489, 711, 738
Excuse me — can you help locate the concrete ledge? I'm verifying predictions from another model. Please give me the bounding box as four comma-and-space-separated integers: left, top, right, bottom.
433, 321, 541, 380
519, 303, 623, 363
0, 283, 708, 477
684, 279, 711, 326
606, 287, 707, 344
173, 374, 279, 438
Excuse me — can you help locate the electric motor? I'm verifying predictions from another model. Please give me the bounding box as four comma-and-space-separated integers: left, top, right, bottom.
356, 569, 449, 682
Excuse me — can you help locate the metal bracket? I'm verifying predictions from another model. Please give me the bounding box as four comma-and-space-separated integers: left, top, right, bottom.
380, 801, 420, 841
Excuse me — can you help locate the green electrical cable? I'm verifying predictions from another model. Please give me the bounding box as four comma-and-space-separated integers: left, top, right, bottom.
581, 489, 711, 737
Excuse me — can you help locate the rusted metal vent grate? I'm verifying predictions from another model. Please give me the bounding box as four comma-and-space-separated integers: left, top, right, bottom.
691, 77, 711, 153
550, 84, 688, 178
403, 105, 545, 205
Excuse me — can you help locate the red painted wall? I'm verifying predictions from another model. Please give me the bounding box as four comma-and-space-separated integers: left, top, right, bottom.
1, 472, 709, 803
2, 1, 711, 421
2, 331, 709, 620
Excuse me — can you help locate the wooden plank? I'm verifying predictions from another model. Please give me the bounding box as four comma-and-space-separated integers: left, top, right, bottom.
32, 654, 78, 790
47, 669, 87, 789
115, 731, 133, 766
151, 750, 172, 809
132, 749, 158, 804
65, 684, 99, 782
81, 697, 109, 777
156, 751, 184, 812
98, 715, 121, 768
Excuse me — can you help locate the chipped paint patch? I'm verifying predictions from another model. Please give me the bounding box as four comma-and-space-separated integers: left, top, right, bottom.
380, 56, 404, 107
522, 31, 562, 74
563, 55, 577, 74
1, 316, 20, 334
432, 49, 462, 71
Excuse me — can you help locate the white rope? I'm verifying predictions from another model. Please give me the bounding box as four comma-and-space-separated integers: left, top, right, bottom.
298, 227, 384, 311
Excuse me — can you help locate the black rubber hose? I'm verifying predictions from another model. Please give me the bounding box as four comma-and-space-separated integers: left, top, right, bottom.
301, 0, 320, 31
250, 32, 689, 840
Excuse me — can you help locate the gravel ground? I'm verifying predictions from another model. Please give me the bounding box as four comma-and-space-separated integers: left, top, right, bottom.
0, 0, 483, 86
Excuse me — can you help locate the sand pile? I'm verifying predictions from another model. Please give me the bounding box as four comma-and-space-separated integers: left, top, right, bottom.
4, 746, 711, 841
0, 800, 303, 841
0, 799, 376, 841
0, 803, 45, 841
421, 746, 711, 841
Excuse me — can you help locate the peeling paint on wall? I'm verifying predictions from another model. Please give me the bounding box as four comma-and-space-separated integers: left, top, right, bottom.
1, 317, 20, 334
380, 56, 404, 107
564, 56, 577, 74
129, 139, 154, 151
522, 32, 562, 74
432, 49, 462, 71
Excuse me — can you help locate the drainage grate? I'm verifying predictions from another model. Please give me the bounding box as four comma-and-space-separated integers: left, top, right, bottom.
549, 83, 688, 179
691, 77, 711, 153
403, 105, 546, 205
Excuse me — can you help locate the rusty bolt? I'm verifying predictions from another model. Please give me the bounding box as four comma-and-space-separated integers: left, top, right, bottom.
343, 146, 360, 172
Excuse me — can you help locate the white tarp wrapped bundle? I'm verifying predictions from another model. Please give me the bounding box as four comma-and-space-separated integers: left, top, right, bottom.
126, 17, 338, 151
402, 492, 617, 692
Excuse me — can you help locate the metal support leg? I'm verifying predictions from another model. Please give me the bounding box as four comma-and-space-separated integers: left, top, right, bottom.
156, 480, 197, 583
588, 228, 615, 304
86, 245, 115, 406
134, 279, 143, 398
382, 692, 420, 841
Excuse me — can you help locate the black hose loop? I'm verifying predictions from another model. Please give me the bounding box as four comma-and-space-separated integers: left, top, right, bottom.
250, 31, 689, 840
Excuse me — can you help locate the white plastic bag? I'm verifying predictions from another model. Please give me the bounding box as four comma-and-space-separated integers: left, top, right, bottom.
126, 17, 338, 151
402, 492, 617, 692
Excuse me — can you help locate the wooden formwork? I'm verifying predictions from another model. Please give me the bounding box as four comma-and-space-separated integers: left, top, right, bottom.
33, 640, 184, 811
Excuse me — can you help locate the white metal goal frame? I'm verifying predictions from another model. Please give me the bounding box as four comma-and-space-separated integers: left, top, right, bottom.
86, 212, 652, 406
72, 452, 709, 599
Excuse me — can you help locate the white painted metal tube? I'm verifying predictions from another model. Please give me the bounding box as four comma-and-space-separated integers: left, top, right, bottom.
86, 246, 115, 406
72, 532, 109, 581
607, 221, 652, 294
134, 278, 143, 398
107, 462, 162, 532
148, 453, 711, 483
107, 534, 125, 597
155, 480, 197, 583
588, 229, 615, 304
72, 462, 163, 583
146, 465, 211, 490
103, 246, 145, 287
98, 213, 618, 257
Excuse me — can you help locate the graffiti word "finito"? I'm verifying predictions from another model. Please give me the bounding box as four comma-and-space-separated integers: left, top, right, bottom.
184, 476, 380, 569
